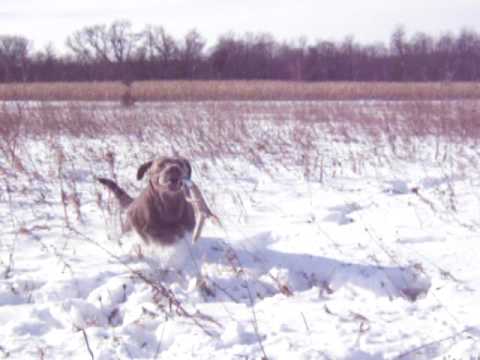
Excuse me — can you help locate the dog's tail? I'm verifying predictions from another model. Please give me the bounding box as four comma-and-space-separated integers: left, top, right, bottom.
97, 177, 133, 209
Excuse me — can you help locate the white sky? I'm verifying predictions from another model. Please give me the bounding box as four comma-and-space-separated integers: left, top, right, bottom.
2, 0, 480, 53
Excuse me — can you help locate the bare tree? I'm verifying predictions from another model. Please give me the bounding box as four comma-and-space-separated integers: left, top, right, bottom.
67, 21, 139, 63
66, 24, 111, 63
141, 25, 179, 78
3, 21, 480, 82
210, 33, 247, 79
109, 20, 140, 64
179, 29, 205, 78
436, 33, 457, 81
390, 26, 409, 81
0, 35, 30, 82
248, 33, 277, 78
31, 43, 58, 81
143, 26, 178, 63
410, 32, 434, 80
274, 39, 306, 80
66, 20, 141, 80
455, 29, 480, 80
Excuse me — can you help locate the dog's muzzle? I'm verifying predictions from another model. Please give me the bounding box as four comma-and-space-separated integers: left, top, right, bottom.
167, 177, 183, 192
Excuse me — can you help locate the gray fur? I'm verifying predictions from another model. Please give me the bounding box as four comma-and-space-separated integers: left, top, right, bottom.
98, 157, 196, 245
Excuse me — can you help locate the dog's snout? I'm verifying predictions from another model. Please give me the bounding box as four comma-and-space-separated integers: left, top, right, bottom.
169, 177, 180, 185
165, 170, 183, 191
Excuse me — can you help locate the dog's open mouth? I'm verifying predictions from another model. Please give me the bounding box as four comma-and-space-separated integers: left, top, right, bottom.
167, 180, 183, 192
157, 172, 184, 192
158, 176, 183, 192
160, 165, 186, 192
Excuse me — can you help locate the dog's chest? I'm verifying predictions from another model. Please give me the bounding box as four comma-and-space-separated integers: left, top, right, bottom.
154, 194, 186, 223
127, 188, 195, 245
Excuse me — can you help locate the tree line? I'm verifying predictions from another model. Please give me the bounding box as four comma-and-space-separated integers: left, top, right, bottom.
1, 20, 480, 83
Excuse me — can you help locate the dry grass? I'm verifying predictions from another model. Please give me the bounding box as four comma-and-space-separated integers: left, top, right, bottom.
0, 82, 124, 101
1, 81, 480, 101
2, 100, 478, 140
2, 100, 478, 190
1, 99, 479, 232
1, 100, 478, 264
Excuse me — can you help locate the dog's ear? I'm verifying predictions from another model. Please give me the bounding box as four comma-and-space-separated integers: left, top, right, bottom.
178, 158, 192, 179
137, 160, 153, 180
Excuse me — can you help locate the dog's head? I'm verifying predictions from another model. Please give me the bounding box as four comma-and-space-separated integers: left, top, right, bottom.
137, 157, 192, 194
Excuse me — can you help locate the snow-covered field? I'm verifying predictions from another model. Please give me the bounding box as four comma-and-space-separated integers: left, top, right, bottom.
0, 101, 479, 359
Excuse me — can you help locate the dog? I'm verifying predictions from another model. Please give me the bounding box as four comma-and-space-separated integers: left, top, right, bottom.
97, 156, 217, 246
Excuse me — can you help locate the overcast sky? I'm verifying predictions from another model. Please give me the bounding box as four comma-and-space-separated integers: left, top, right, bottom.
2, 0, 480, 52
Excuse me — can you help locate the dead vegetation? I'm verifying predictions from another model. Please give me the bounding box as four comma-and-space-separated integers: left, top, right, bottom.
1, 100, 479, 227
1, 81, 480, 102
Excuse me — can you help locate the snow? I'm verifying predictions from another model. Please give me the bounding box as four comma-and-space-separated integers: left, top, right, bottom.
1, 101, 480, 359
